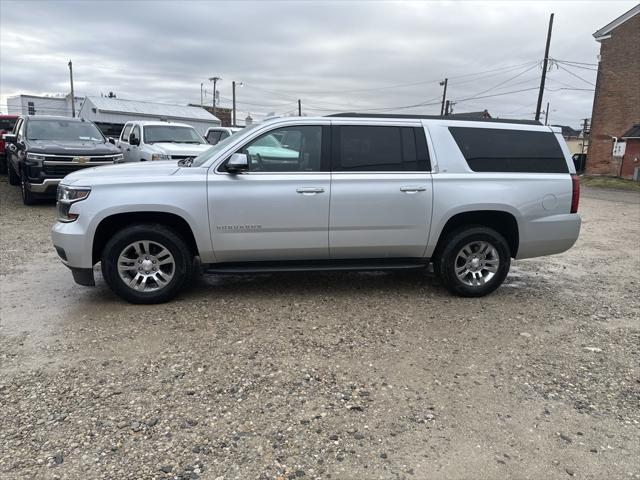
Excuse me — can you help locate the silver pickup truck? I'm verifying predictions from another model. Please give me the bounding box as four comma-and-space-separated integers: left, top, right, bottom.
52, 114, 581, 304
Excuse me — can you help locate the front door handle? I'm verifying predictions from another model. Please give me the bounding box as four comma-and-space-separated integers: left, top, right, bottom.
296, 187, 325, 194
400, 186, 427, 193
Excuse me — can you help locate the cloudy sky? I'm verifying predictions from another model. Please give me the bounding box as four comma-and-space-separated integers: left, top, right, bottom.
0, 0, 636, 127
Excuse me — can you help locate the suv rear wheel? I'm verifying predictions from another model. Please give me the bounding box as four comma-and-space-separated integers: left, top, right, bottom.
436, 226, 511, 297
101, 224, 194, 304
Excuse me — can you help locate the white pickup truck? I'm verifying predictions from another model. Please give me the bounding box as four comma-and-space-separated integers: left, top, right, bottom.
116, 121, 211, 162
52, 114, 581, 304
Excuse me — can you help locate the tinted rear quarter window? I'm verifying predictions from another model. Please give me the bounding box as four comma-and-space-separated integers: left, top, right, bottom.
449, 127, 568, 173
335, 125, 430, 171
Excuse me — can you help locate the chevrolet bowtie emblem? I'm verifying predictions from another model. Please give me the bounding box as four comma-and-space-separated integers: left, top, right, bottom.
73, 156, 90, 164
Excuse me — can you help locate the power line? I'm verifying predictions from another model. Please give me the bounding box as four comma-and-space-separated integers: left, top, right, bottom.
242, 60, 541, 97
556, 64, 596, 87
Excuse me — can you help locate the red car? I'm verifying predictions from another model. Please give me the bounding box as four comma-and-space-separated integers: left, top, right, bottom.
0, 115, 19, 174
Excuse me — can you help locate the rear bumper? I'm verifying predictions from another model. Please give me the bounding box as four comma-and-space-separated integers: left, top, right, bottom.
516, 213, 581, 259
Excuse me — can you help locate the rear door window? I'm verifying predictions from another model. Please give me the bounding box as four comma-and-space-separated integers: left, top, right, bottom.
333, 125, 430, 171
449, 127, 568, 173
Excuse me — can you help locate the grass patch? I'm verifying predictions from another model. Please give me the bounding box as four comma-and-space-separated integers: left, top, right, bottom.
580, 175, 640, 192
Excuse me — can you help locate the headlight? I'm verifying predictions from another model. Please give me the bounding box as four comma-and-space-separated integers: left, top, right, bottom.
56, 185, 91, 222
151, 153, 171, 161
113, 154, 124, 163
26, 153, 46, 162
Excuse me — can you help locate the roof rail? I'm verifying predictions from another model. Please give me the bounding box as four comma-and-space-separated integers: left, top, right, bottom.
326, 113, 542, 125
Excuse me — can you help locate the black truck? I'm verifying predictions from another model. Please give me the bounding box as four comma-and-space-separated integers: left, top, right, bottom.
3, 116, 123, 205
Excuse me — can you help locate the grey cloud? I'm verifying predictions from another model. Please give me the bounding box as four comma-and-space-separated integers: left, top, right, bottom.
1, 0, 635, 126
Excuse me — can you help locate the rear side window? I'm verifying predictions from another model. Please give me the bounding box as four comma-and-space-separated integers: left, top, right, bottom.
334, 126, 430, 172
449, 127, 568, 173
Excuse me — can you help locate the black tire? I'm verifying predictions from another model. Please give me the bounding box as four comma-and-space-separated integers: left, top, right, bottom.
20, 171, 38, 205
8, 161, 19, 185
436, 226, 511, 297
101, 224, 194, 304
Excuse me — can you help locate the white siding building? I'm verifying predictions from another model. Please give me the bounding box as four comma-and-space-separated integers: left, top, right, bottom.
78, 97, 220, 135
7, 94, 82, 117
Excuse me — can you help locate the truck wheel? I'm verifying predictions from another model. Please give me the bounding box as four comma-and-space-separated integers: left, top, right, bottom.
101, 224, 194, 304
436, 226, 511, 297
8, 161, 19, 185
20, 173, 38, 205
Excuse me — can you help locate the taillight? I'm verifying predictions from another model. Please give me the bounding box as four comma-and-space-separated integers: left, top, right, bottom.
570, 174, 580, 213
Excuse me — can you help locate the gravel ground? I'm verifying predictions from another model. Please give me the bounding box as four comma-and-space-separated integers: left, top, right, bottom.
0, 178, 639, 480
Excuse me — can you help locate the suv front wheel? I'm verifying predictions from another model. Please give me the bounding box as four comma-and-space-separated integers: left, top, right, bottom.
436, 226, 511, 297
101, 224, 194, 304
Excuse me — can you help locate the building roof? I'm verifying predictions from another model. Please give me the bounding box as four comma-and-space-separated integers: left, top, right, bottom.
621, 124, 640, 139
447, 110, 492, 119
593, 4, 640, 41
82, 96, 219, 122
551, 125, 581, 138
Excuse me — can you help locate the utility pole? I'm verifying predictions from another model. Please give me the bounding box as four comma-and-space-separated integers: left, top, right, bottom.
544, 101, 550, 125
444, 100, 450, 116
439, 78, 448, 116
298, 99, 302, 116
200, 83, 203, 107
209, 76, 221, 116
535, 13, 554, 122
232, 81, 237, 127
68, 60, 75, 117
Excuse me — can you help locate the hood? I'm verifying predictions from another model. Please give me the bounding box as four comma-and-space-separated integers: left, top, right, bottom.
62, 161, 180, 185
147, 142, 211, 156
27, 139, 119, 156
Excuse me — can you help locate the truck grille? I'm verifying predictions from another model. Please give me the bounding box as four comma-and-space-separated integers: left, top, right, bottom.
171, 155, 195, 161
41, 154, 117, 176
43, 163, 96, 176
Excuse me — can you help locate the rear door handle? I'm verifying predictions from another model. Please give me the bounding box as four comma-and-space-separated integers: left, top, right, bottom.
400, 186, 427, 193
296, 187, 325, 194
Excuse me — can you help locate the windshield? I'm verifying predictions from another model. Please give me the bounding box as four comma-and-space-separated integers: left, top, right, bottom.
190, 124, 258, 167
144, 125, 205, 144
27, 120, 104, 142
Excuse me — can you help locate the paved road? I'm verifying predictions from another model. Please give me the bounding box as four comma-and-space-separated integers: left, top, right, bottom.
1, 179, 639, 480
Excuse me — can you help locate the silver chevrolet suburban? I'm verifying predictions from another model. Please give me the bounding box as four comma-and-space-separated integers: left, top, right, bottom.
52, 114, 581, 304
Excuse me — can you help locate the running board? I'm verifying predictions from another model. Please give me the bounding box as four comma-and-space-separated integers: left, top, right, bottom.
204, 258, 429, 274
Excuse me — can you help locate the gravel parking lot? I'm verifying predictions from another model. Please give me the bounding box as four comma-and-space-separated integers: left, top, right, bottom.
1, 179, 638, 480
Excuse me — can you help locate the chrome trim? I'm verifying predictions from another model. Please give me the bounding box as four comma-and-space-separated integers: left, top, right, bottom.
26, 153, 120, 159
44, 160, 113, 166
27, 178, 60, 192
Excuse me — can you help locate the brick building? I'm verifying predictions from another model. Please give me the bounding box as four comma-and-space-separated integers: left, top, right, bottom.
587, 5, 640, 176
191, 105, 233, 127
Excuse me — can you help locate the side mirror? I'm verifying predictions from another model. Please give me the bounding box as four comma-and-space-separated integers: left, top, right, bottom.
108, 137, 116, 145
129, 133, 140, 146
227, 153, 248, 173
2, 133, 17, 144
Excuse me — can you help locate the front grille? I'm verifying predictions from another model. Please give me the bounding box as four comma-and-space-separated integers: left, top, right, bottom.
171, 155, 195, 161
43, 163, 95, 176
41, 155, 120, 162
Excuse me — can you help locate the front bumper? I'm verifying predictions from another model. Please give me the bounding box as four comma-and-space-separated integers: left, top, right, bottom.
27, 178, 60, 194
52, 218, 95, 270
